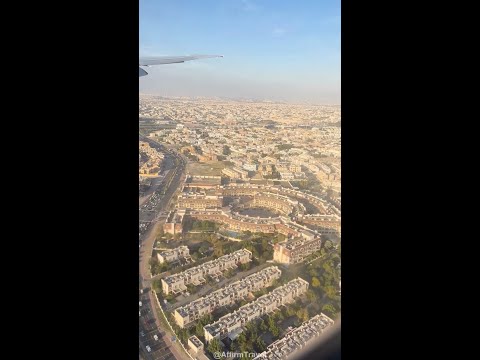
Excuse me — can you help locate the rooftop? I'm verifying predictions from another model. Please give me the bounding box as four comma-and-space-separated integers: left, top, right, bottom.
204, 278, 308, 338
163, 249, 252, 285
254, 313, 335, 360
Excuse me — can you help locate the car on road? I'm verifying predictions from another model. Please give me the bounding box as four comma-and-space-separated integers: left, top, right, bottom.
140, 331, 145, 337
139, 301, 143, 307
146, 345, 151, 352
154, 334, 158, 341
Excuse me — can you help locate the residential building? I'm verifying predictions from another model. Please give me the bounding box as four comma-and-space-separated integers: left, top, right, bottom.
177, 194, 224, 209
273, 237, 322, 265
204, 278, 309, 343
253, 313, 335, 360
163, 210, 185, 235
188, 336, 204, 354
157, 246, 190, 264
161, 249, 253, 295
174, 266, 281, 328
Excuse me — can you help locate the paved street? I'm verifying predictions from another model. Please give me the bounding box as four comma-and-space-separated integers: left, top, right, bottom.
139, 290, 176, 360
139, 137, 189, 360
140, 173, 168, 207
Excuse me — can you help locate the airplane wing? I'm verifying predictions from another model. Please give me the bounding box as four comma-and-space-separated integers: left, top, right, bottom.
139, 54, 223, 77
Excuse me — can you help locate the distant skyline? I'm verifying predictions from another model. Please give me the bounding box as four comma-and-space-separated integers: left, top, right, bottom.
140, 0, 340, 104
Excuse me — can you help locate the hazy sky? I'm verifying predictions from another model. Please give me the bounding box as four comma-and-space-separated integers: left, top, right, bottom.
139, 0, 340, 104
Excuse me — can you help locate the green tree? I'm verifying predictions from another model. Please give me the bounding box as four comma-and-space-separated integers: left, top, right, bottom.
259, 319, 267, 332
195, 322, 204, 337
273, 310, 284, 322
271, 325, 280, 337
261, 238, 269, 252
322, 303, 337, 318
296, 308, 309, 322
177, 328, 189, 345
267, 315, 275, 329
323, 261, 334, 274
237, 332, 249, 353
306, 289, 317, 302
255, 337, 266, 352
152, 278, 162, 293
311, 277, 321, 288
268, 316, 280, 337
331, 253, 341, 264
307, 268, 316, 278
325, 286, 338, 300
246, 321, 257, 338
149, 257, 158, 267
214, 245, 224, 257
207, 338, 222, 355
240, 262, 250, 271
322, 271, 334, 285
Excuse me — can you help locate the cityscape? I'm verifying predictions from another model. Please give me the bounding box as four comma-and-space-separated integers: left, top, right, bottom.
138, 96, 341, 360
139, 0, 340, 358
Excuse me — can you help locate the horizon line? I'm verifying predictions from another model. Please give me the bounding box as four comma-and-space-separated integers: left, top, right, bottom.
139, 93, 340, 107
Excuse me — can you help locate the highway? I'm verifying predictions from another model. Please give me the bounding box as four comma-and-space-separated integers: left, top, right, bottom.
139, 136, 188, 360
139, 289, 177, 360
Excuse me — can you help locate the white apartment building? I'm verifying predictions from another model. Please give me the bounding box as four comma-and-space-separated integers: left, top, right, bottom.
273, 237, 322, 265
253, 313, 335, 360
188, 336, 204, 354
204, 278, 309, 343
157, 246, 190, 264
174, 266, 281, 328
161, 249, 252, 295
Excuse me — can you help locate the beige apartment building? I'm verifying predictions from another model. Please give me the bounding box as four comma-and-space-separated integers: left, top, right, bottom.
177, 194, 224, 209
273, 237, 322, 265
289, 164, 302, 173
300, 214, 341, 235
161, 249, 252, 295
183, 175, 222, 190
188, 336, 204, 354
174, 266, 281, 328
254, 313, 335, 360
157, 246, 190, 264
252, 193, 297, 215
163, 210, 185, 235
204, 278, 309, 343
222, 167, 249, 179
